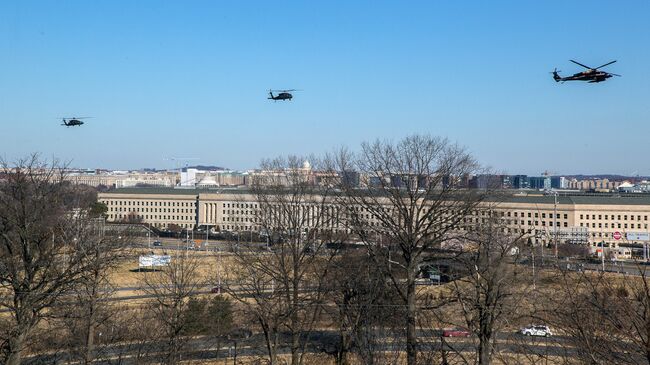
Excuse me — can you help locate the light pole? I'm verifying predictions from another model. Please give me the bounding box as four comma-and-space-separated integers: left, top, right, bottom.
601, 240, 606, 272
553, 191, 558, 260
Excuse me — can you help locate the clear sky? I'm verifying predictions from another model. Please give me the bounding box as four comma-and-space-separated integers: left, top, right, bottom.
1, 1, 649, 175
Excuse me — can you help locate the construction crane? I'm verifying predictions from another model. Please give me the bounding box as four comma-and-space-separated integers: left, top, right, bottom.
164, 157, 199, 171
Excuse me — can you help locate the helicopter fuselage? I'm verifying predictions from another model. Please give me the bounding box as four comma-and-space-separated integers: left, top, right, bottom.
268, 92, 293, 101
62, 119, 84, 126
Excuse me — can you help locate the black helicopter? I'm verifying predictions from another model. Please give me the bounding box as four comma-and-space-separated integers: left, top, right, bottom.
552, 60, 620, 83
61, 117, 89, 127
268, 89, 298, 101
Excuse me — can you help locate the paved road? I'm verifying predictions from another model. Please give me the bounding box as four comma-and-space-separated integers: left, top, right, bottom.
24, 329, 641, 364
523, 255, 650, 277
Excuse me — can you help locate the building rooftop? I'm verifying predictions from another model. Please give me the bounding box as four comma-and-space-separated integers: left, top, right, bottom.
100, 187, 650, 205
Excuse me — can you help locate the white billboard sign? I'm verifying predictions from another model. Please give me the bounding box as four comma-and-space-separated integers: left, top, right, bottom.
626, 232, 650, 241
139, 255, 171, 267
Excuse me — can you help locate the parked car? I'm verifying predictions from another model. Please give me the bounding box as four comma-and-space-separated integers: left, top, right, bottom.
153, 241, 162, 247
520, 325, 552, 337
442, 327, 471, 337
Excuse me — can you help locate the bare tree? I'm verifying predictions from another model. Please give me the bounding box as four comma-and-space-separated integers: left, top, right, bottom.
227, 155, 343, 365
0, 155, 115, 365
550, 267, 650, 365
182, 295, 233, 360
327, 248, 405, 365
332, 135, 484, 365
52, 223, 131, 365
141, 252, 204, 365
440, 219, 529, 365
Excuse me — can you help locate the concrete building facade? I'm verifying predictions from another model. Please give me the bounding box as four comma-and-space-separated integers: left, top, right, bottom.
98, 189, 650, 252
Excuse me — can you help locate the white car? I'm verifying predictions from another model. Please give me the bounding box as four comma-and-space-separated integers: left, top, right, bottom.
520, 325, 552, 337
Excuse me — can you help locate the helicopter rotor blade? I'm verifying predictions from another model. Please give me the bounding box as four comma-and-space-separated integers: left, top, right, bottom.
569, 60, 593, 70
594, 60, 617, 70
609, 73, 622, 77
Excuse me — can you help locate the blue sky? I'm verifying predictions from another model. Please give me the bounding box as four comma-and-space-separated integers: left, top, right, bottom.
1, 1, 649, 175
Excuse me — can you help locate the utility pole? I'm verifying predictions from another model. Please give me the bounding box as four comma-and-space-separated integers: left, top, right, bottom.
601, 240, 606, 272
553, 191, 558, 260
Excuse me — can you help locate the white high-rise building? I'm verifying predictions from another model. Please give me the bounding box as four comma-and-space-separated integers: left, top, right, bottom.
180, 168, 199, 187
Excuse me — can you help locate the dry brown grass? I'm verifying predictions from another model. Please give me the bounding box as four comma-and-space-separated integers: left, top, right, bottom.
107, 250, 241, 289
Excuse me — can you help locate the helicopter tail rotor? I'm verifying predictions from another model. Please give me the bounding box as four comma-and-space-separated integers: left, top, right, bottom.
551, 68, 562, 82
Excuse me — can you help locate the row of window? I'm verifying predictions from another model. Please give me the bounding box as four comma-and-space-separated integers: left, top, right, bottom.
506, 211, 568, 219
579, 214, 648, 221
110, 213, 193, 221
104, 200, 195, 207
109, 207, 192, 213
223, 202, 258, 209
579, 222, 648, 229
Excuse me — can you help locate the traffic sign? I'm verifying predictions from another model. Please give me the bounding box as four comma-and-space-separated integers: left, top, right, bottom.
613, 231, 622, 240
627, 232, 650, 241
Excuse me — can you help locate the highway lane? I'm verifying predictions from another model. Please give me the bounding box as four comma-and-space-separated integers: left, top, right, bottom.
24, 329, 642, 364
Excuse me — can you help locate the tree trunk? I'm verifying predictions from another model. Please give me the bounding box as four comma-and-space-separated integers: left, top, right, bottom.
646, 315, 650, 365
260, 321, 278, 365
406, 268, 417, 365
85, 321, 96, 365
6, 330, 28, 365
84, 295, 97, 365
337, 327, 351, 365
291, 299, 301, 365
478, 333, 491, 365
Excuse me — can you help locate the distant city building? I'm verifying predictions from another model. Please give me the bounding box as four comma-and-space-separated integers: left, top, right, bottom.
470, 174, 511, 190
528, 176, 550, 190
67, 171, 177, 188
512, 175, 529, 189
618, 181, 650, 193
567, 178, 622, 191
550, 176, 568, 189
180, 168, 199, 187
